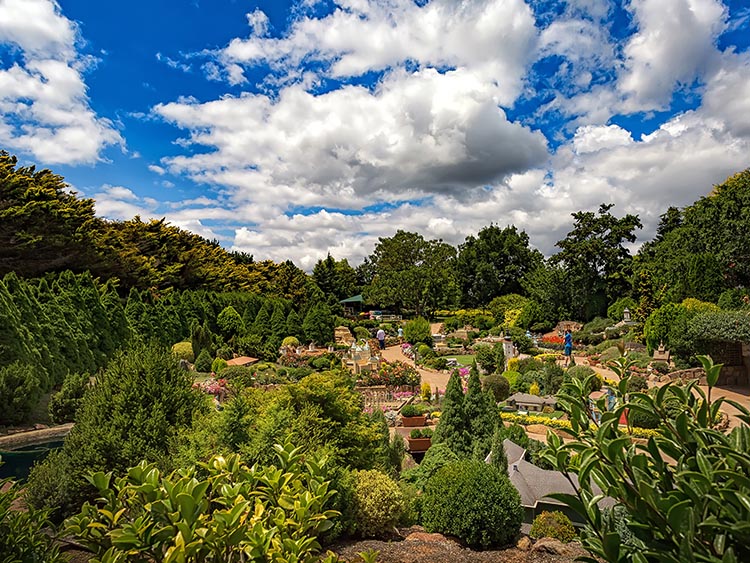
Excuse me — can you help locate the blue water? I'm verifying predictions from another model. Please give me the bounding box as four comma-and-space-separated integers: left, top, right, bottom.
0, 440, 64, 482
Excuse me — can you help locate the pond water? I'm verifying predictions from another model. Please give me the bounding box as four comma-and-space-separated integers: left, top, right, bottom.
0, 440, 63, 482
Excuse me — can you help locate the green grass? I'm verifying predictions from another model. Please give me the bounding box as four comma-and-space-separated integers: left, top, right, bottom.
445, 354, 475, 366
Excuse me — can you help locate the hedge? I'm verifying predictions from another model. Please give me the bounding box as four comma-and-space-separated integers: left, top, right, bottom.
499, 412, 660, 439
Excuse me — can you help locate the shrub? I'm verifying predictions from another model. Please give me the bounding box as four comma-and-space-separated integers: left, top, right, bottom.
404, 317, 432, 346
529, 381, 540, 396
482, 374, 510, 402
64, 445, 341, 561
421, 382, 432, 401
516, 356, 543, 374
281, 336, 300, 348
171, 341, 195, 363
418, 343, 435, 359
48, 372, 89, 423
409, 428, 433, 438
354, 326, 371, 340
350, 469, 405, 538
0, 479, 66, 563
651, 361, 670, 375
475, 343, 505, 374
542, 355, 750, 562
402, 442, 458, 490
422, 460, 523, 548
211, 357, 228, 373
507, 357, 519, 372
401, 403, 425, 417
502, 370, 520, 388
0, 362, 42, 426
530, 511, 577, 543
194, 348, 213, 372
627, 374, 648, 393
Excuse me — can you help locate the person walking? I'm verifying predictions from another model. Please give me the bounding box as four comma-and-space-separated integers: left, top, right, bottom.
376, 327, 386, 350
564, 329, 573, 367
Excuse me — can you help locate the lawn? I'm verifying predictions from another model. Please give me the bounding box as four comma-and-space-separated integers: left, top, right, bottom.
445, 354, 475, 366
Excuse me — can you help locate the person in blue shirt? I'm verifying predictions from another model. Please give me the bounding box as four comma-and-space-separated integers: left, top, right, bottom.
564, 329, 573, 366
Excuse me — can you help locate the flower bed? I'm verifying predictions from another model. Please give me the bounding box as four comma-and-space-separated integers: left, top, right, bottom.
499, 412, 660, 439
359, 360, 420, 387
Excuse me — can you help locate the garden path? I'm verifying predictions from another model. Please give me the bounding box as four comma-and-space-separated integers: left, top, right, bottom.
380, 344, 451, 392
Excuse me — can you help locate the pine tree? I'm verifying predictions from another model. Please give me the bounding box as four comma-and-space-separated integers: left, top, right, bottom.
270, 302, 287, 345
463, 366, 500, 459
286, 309, 303, 340
251, 300, 273, 339
302, 302, 334, 345
432, 370, 471, 457
217, 305, 244, 341
489, 426, 508, 473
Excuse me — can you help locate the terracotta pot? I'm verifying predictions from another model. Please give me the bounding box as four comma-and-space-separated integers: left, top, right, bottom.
401, 415, 427, 427
407, 437, 432, 452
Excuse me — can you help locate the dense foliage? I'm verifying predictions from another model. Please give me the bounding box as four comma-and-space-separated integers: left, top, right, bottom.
544, 356, 750, 562
422, 460, 523, 548
529, 511, 577, 543
64, 444, 343, 563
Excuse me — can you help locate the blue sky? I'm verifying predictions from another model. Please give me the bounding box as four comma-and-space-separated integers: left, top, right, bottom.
1, 0, 749, 269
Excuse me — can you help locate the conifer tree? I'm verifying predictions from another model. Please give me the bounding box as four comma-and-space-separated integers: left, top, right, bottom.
302, 302, 334, 345
489, 426, 508, 473
285, 309, 303, 340
100, 280, 131, 350
463, 364, 500, 459
251, 299, 273, 339
432, 370, 471, 457
217, 305, 244, 341
270, 302, 287, 345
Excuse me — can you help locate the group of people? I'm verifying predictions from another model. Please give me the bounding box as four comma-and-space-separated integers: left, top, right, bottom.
375, 326, 404, 349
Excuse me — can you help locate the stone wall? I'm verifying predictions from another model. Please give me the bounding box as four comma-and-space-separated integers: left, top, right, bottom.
666, 365, 749, 387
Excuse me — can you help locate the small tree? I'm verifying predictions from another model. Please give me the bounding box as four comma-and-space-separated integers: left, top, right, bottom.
404, 316, 432, 346
432, 370, 470, 457
194, 348, 213, 373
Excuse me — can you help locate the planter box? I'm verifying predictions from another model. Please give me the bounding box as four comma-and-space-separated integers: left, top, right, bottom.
407, 437, 432, 452
401, 415, 427, 427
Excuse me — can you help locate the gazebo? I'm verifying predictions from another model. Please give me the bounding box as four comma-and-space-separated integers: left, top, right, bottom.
340, 294, 365, 317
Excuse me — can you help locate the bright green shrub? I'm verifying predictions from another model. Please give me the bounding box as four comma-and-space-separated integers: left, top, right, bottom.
627, 374, 648, 393
171, 341, 195, 363
404, 317, 432, 346
64, 444, 342, 562
282, 336, 300, 348
502, 370, 520, 388
543, 355, 750, 562
417, 343, 434, 359
48, 372, 89, 423
350, 469, 404, 538
422, 460, 523, 548
530, 511, 577, 543
0, 362, 42, 425
0, 479, 66, 563
211, 357, 228, 373
354, 326, 370, 340
482, 374, 510, 402
194, 348, 213, 372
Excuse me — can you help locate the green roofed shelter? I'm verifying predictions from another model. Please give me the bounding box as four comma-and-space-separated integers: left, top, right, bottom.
340, 294, 365, 317
340, 294, 364, 304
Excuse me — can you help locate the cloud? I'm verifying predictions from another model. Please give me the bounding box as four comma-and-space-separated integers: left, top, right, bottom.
154, 67, 548, 207
217, 0, 537, 104
618, 0, 727, 111
143, 0, 750, 271
0, 0, 122, 164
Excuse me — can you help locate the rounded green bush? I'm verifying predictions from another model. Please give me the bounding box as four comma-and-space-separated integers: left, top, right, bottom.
351, 469, 405, 538
422, 460, 523, 548
194, 349, 213, 373
567, 365, 602, 392
171, 341, 195, 363
529, 510, 577, 543
482, 374, 510, 402
211, 358, 228, 373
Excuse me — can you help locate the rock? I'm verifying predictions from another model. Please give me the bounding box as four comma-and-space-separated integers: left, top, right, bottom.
531, 538, 575, 556
405, 531, 454, 544
648, 375, 659, 382
516, 536, 532, 551
33, 423, 49, 430
526, 424, 549, 435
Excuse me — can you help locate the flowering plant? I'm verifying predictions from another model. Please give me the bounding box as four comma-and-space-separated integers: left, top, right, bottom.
360, 360, 421, 387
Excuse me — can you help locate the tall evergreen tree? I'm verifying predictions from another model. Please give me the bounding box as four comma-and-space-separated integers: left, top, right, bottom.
286, 309, 303, 341
302, 302, 334, 345
432, 370, 471, 457
463, 366, 501, 459
251, 300, 273, 339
